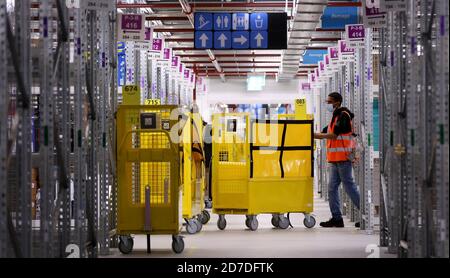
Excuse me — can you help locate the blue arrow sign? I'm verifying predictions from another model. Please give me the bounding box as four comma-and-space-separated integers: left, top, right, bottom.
194, 13, 212, 30
213, 13, 231, 30
195, 31, 213, 49
232, 31, 249, 49
250, 31, 267, 49
250, 13, 268, 30
214, 31, 231, 49
232, 13, 249, 30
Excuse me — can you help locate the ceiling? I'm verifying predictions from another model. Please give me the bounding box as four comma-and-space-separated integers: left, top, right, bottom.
117, 0, 361, 80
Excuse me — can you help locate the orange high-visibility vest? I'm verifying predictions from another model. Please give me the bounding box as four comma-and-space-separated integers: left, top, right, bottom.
326, 111, 355, 162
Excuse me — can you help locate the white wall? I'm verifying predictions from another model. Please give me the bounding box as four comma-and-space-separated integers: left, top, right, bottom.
197, 77, 303, 122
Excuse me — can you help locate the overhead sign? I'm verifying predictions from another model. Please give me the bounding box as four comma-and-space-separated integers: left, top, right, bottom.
321, 6, 358, 29
194, 12, 287, 50
214, 13, 231, 30
118, 14, 145, 42
363, 0, 387, 28
135, 27, 153, 50
302, 49, 327, 65
214, 31, 231, 49
338, 40, 355, 61
163, 48, 172, 60
171, 56, 179, 68
345, 24, 365, 48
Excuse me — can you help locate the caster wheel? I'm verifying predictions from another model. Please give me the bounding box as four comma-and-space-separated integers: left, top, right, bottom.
205, 199, 212, 209
172, 236, 185, 254
249, 216, 258, 231
303, 215, 316, 228
217, 215, 226, 230
271, 214, 280, 228
194, 218, 203, 233
186, 219, 198, 234
278, 216, 290, 229
245, 218, 251, 228
200, 210, 210, 225
118, 235, 133, 254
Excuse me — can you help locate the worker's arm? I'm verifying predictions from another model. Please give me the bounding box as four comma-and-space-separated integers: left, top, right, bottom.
314, 132, 338, 140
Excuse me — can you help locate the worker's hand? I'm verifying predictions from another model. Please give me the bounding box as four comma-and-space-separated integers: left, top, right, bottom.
313, 133, 322, 139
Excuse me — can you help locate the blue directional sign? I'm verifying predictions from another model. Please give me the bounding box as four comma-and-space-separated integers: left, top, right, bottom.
232, 31, 249, 49
194, 13, 212, 30
195, 31, 213, 49
250, 31, 267, 49
213, 13, 231, 31
214, 31, 231, 49
193, 12, 287, 50
250, 13, 268, 31
232, 13, 249, 30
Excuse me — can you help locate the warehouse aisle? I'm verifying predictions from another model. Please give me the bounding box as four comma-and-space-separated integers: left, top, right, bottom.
107, 196, 392, 258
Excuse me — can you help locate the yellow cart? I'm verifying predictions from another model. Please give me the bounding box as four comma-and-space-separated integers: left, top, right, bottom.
212, 113, 316, 230
180, 112, 210, 234
116, 105, 185, 254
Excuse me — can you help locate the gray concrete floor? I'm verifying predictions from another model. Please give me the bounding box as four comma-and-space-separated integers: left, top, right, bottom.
105, 196, 395, 258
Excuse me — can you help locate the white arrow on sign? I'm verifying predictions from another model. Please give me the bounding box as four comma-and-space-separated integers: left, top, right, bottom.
254, 33, 264, 47
199, 33, 209, 47
218, 33, 228, 48
233, 35, 247, 45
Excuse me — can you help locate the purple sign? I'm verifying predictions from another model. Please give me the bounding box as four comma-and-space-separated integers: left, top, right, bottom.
171, 56, 179, 67
121, 14, 143, 30
346, 24, 365, 40
324, 55, 330, 65
179, 63, 183, 73
163, 48, 171, 60
315, 67, 320, 77
339, 40, 354, 54
301, 83, 311, 90
152, 38, 163, 51
329, 47, 338, 59
184, 69, 190, 79
190, 73, 195, 83
310, 73, 316, 82
145, 27, 152, 41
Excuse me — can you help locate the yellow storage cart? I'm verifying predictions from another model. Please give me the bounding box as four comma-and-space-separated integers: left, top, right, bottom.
116, 105, 185, 254
212, 113, 316, 230
180, 112, 210, 234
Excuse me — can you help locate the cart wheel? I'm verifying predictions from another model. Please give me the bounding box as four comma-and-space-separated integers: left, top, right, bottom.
303, 215, 316, 228
194, 218, 203, 233
278, 216, 290, 229
245, 217, 251, 228
186, 219, 198, 234
249, 216, 258, 231
271, 214, 280, 228
118, 235, 134, 254
205, 199, 212, 209
172, 236, 185, 254
217, 215, 226, 230
200, 210, 210, 225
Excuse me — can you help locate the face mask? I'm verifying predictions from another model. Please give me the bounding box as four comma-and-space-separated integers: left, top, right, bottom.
326, 103, 335, 113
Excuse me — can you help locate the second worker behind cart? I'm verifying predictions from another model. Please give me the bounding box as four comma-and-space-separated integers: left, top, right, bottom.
314, 92, 361, 228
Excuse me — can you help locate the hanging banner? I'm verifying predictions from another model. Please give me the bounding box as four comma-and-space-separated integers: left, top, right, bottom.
118, 14, 145, 41
321, 6, 358, 29
363, 0, 387, 28
345, 24, 365, 48
302, 49, 327, 65
163, 48, 172, 60
171, 56, 180, 68
380, 0, 407, 12
338, 40, 355, 62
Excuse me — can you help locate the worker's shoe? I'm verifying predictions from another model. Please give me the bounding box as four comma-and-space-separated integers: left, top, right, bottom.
319, 218, 344, 228
355, 222, 360, 228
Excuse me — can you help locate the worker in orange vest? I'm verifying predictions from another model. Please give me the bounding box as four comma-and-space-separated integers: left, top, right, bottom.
314, 92, 360, 228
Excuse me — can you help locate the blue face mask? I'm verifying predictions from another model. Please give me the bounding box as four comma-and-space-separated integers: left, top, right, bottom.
326, 103, 335, 113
